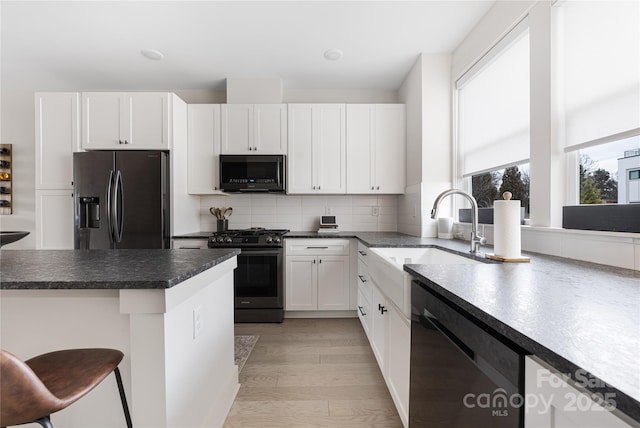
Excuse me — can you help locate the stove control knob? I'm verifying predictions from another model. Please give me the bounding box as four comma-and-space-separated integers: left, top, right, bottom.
217, 236, 225, 243
273, 236, 281, 244
266, 236, 273, 243
224, 237, 233, 243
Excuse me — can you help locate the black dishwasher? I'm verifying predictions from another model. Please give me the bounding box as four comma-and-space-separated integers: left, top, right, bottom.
410, 280, 527, 427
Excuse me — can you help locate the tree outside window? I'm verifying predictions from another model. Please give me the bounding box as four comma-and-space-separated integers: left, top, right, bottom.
471, 164, 530, 217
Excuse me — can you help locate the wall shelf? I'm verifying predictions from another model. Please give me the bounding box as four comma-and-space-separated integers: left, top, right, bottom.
0, 144, 13, 215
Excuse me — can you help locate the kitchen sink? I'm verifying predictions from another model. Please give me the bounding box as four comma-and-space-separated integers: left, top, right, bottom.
370, 247, 480, 267
367, 247, 480, 319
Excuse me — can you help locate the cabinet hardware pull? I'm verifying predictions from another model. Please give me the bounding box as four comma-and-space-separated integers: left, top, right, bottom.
358, 275, 367, 283
358, 306, 366, 316
358, 250, 367, 256
312, 186, 316, 190
306, 246, 329, 249
380, 306, 387, 314
313, 259, 316, 264
371, 186, 374, 190
319, 259, 322, 264
376, 186, 380, 190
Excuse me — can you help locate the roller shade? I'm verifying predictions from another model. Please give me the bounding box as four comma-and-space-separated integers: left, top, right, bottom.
558, 0, 640, 152
457, 23, 530, 176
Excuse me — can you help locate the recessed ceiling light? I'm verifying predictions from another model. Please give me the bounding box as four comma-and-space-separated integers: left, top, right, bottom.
141, 49, 164, 61
324, 49, 343, 61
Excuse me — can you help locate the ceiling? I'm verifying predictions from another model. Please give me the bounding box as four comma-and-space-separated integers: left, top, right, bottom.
1, 1, 494, 92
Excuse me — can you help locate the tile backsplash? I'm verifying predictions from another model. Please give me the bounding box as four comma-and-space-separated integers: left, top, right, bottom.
200, 194, 399, 232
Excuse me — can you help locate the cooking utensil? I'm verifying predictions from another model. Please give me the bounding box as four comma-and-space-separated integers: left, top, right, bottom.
223, 207, 233, 219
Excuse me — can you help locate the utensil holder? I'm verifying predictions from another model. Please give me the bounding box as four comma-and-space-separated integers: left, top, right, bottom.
217, 219, 228, 232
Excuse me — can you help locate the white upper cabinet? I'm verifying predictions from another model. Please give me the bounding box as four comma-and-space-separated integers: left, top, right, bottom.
187, 104, 222, 194
347, 104, 405, 194
82, 92, 169, 150
287, 104, 346, 194
221, 104, 287, 154
35, 92, 80, 190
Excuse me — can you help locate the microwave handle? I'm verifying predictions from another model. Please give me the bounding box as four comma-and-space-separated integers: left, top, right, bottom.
277, 158, 282, 189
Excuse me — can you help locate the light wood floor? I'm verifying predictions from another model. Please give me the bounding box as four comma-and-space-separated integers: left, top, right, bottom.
223, 318, 403, 428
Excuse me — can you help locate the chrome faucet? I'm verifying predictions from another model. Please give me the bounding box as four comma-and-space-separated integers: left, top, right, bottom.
431, 189, 486, 254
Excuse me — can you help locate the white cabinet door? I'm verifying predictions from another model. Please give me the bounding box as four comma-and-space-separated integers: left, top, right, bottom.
387, 304, 410, 426
82, 92, 124, 149
127, 93, 169, 149
254, 104, 287, 153
35, 190, 74, 249
346, 104, 375, 193
221, 104, 253, 154
525, 357, 632, 428
370, 284, 387, 371
285, 255, 318, 311
287, 104, 346, 194
346, 104, 405, 194
375, 104, 405, 194
35, 92, 79, 190
187, 104, 221, 194
317, 255, 350, 310
287, 105, 315, 193
82, 92, 169, 150
316, 104, 346, 194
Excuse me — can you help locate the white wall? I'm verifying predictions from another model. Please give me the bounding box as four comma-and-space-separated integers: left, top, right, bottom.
0, 89, 37, 248
397, 53, 453, 237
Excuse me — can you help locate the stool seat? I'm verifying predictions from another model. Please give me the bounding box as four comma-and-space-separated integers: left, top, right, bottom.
0, 348, 132, 428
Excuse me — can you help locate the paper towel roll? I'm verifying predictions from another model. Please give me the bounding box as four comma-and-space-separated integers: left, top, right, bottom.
494, 199, 521, 258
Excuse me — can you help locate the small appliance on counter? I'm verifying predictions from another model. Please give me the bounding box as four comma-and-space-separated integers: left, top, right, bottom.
318, 215, 339, 233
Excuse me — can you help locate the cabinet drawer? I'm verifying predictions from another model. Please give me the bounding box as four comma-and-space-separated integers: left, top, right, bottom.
357, 242, 370, 264
357, 287, 372, 338
286, 238, 350, 256
357, 258, 371, 298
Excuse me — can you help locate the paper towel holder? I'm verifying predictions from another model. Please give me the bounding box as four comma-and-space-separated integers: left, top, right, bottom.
485, 191, 531, 263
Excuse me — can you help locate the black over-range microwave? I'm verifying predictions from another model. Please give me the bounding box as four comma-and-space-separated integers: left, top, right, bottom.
220, 154, 286, 193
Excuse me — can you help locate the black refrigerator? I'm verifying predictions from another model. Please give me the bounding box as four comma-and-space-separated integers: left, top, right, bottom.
73, 151, 170, 249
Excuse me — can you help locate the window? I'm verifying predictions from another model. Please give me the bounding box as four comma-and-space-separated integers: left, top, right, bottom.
457, 19, 530, 216
578, 134, 640, 204
554, 0, 640, 207
472, 163, 530, 217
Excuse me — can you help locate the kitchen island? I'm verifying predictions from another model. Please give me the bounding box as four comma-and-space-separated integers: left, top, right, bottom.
0, 249, 240, 428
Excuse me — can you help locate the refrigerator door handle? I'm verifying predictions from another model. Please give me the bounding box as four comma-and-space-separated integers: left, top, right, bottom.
113, 169, 124, 243
106, 170, 115, 244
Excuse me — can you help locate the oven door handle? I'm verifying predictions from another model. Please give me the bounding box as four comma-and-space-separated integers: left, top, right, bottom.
238, 248, 282, 256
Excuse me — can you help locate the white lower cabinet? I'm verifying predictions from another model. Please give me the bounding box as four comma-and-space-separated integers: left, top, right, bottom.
285, 239, 351, 312
370, 283, 388, 370
525, 356, 636, 428
360, 241, 410, 428
387, 303, 411, 425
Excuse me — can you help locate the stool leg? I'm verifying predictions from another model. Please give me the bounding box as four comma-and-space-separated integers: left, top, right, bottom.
114, 367, 133, 428
34, 416, 53, 428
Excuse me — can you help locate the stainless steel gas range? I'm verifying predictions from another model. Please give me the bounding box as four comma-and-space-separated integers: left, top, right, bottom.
208, 228, 288, 323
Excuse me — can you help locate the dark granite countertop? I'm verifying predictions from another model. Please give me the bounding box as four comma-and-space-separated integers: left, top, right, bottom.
405, 255, 640, 423
0, 249, 239, 290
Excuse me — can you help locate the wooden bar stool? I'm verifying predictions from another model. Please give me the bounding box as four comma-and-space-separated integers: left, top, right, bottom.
0, 348, 132, 428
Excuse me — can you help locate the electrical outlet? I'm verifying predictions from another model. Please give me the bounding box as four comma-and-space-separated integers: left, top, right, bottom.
325, 206, 332, 215
193, 305, 203, 339
372, 206, 379, 216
